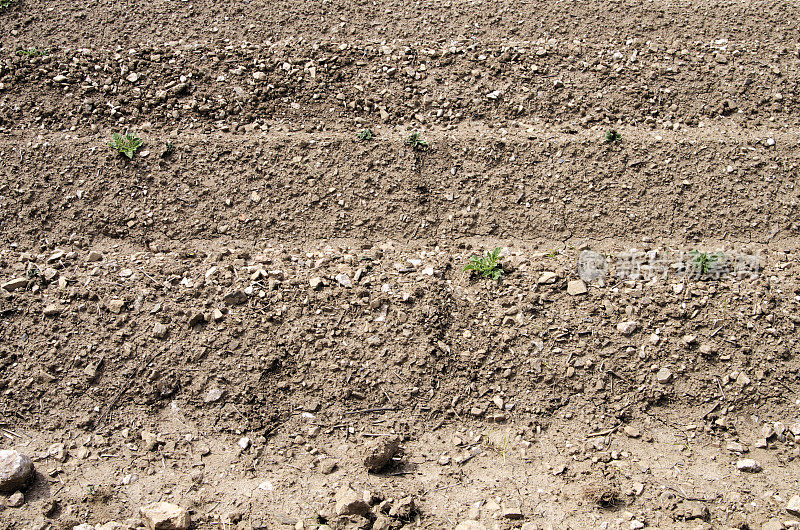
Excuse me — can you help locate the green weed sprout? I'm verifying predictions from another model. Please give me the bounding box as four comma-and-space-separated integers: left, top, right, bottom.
687, 250, 725, 277
109, 132, 143, 159
357, 128, 373, 141
16, 47, 49, 57
406, 132, 428, 150
464, 247, 503, 280
605, 129, 622, 143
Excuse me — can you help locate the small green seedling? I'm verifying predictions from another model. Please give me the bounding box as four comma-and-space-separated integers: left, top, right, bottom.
108, 132, 143, 159
0, 0, 17, 9
545, 249, 560, 258
464, 247, 503, 280
16, 47, 49, 57
687, 250, 725, 277
406, 132, 428, 150
357, 128, 373, 141
605, 129, 622, 143
162, 141, 175, 157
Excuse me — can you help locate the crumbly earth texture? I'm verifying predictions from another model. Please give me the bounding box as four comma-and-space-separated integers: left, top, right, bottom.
2, 1, 800, 529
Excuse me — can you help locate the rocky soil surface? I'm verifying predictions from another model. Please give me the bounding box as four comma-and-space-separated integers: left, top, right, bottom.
2, 0, 800, 529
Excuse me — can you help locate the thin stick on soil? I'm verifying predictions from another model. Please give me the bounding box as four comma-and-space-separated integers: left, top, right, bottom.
0, 426, 24, 438
343, 407, 397, 415
609, 370, 629, 383
335, 310, 347, 328
423, 482, 464, 496
652, 480, 717, 502
137, 267, 160, 285
51, 483, 66, 498
702, 402, 720, 419
586, 425, 620, 438
458, 451, 482, 465
94, 352, 155, 430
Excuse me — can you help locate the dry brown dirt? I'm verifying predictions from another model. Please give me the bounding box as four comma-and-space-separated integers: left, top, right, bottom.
2, 1, 800, 529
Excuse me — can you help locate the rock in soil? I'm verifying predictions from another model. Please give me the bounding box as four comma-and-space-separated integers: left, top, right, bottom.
6, 491, 24, 507
736, 459, 762, 473
319, 459, 338, 474
362, 435, 401, 472
762, 518, 785, 530
107, 299, 125, 314
455, 522, 487, 530
567, 279, 588, 295
48, 443, 67, 462
1, 278, 27, 292
616, 320, 640, 335
334, 484, 370, 516
0, 450, 34, 493
140, 501, 190, 530
187, 311, 205, 327
43, 304, 61, 317
372, 515, 392, 530
152, 322, 169, 339
388, 496, 415, 519
786, 495, 800, 516
223, 290, 247, 306
501, 502, 523, 520
656, 367, 674, 384
624, 425, 642, 438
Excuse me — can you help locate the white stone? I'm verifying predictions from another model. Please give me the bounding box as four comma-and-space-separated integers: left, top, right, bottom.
736, 459, 762, 473
616, 321, 639, 335
0, 450, 34, 493
567, 279, 587, 296
455, 522, 487, 530
537, 271, 558, 284
656, 368, 673, 384
140, 502, 190, 530
786, 495, 800, 516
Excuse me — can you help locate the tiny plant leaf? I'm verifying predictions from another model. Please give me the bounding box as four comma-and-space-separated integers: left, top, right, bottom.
109, 132, 143, 159
605, 129, 622, 143
687, 250, 725, 278
463, 247, 503, 280
161, 141, 176, 158
16, 47, 49, 57
406, 132, 428, 150
357, 128, 373, 141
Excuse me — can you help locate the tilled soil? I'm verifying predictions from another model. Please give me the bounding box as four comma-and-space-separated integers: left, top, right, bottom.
2, 1, 800, 529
